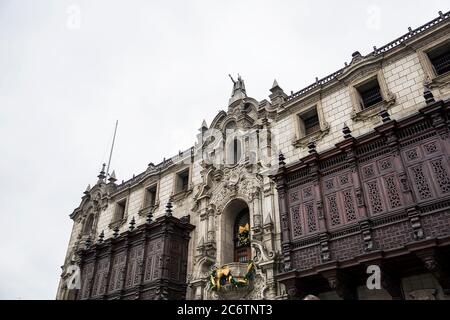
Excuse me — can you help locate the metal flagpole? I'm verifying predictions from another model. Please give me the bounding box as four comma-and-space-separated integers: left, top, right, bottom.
106, 120, 118, 179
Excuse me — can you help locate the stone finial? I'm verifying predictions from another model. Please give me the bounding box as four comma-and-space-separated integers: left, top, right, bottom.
307, 138, 317, 154
269, 79, 287, 106
424, 88, 435, 104
108, 170, 117, 183
272, 79, 279, 89
97, 163, 106, 182
85, 235, 92, 248
439, 11, 443, 18
379, 106, 391, 123
278, 152, 286, 167
342, 123, 352, 139
113, 226, 120, 238
84, 184, 91, 195
129, 216, 136, 231
98, 230, 104, 244
200, 119, 208, 133
165, 196, 173, 217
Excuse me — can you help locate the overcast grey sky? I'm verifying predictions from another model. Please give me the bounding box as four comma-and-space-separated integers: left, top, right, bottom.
0, 0, 448, 299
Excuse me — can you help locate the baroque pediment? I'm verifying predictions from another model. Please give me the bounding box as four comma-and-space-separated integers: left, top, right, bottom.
338, 55, 383, 84
70, 183, 109, 220
209, 166, 263, 212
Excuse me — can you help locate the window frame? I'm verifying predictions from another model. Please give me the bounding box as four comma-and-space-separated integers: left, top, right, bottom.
111, 197, 128, 225
418, 35, 450, 95
173, 166, 192, 197
83, 213, 95, 236
292, 101, 329, 149
349, 70, 395, 122
144, 183, 158, 208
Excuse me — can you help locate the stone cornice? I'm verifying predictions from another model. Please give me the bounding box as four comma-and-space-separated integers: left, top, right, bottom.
280, 11, 450, 113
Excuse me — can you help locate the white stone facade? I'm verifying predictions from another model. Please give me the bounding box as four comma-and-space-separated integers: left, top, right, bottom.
57, 12, 450, 300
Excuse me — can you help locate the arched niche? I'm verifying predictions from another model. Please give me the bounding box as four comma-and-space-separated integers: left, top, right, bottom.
225, 135, 243, 165
220, 198, 251, 264
83, 214, 95, 235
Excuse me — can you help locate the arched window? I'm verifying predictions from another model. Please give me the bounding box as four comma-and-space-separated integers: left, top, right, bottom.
231, 137, 242, 165
83, 214, 94, 235
234, 208, 251, 263
224, 121, 242, 165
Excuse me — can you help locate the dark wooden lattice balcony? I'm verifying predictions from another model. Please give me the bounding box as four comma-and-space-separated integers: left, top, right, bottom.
75, 214, 194, 300
273, 96, 450, 299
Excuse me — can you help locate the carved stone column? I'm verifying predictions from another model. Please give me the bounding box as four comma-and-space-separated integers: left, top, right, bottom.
251, 189, 263, 240
207, 207, 215, 243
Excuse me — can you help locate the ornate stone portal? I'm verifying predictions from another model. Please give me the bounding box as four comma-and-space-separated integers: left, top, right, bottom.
187, 83, 281, 300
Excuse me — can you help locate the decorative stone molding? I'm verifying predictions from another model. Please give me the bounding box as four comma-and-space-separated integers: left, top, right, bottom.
210, 167, 263, 212
251, 240, 275, 264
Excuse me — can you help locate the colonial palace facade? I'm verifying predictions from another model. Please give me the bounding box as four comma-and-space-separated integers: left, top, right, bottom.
57, 11, 450, 300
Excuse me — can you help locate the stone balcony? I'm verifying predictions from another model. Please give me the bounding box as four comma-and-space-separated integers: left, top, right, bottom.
213, 262, 255, 300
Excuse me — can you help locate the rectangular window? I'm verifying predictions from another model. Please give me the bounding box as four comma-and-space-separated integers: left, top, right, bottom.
145, 185, 157, 207
176, 169, 190, 193
115, 199, 126, 222
356, 79, 383, 109
427, 43, 450, 76
299, 107, 320, 136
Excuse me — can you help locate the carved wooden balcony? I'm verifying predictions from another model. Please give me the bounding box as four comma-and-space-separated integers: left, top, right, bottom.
74, 215, 194, 300
273, 97, 450, 298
